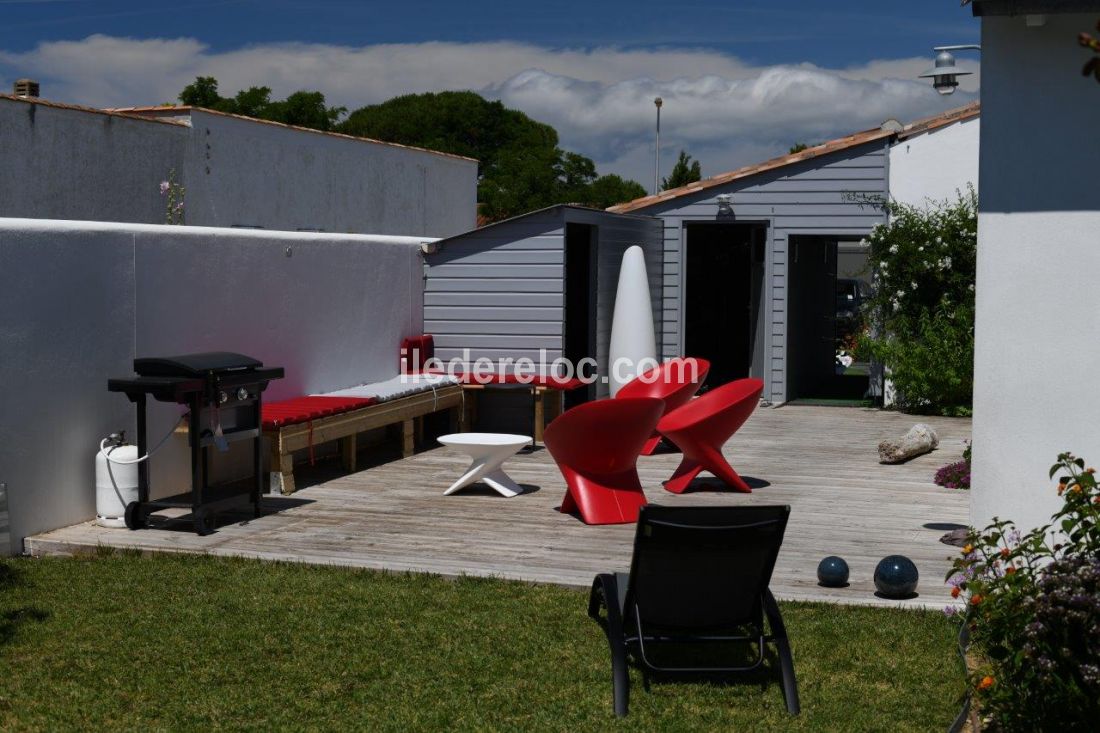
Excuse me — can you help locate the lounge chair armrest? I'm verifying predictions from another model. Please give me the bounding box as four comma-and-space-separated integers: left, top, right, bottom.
588, 573, 620, 621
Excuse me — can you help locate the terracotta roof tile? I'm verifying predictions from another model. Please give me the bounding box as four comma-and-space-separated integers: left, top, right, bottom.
106, 105, 478, 163
0, 94, 188, 127
608, 102, 980, 213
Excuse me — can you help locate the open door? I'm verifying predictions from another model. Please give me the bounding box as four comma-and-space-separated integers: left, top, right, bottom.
564, 223, 597, 408
683, 222, 767, 389
786, 235, 870, 403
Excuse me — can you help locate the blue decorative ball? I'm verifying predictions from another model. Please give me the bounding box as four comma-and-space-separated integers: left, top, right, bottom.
874, 555, 919, 598
817, 556, 850, 587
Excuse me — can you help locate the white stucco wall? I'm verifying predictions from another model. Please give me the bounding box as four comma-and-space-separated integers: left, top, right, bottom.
183, 110, 477, 237
0, 97, 478, 238
889, 117, 980, 207
0, 98, 188, 223
0, 218, 429, 555
971, 13, 1100, 533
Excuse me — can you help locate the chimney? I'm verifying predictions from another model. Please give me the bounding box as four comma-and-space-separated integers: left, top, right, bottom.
13, 79, 40, 98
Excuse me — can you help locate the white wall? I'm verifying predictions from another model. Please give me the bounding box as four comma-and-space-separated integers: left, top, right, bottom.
889, 117, 979, 207
183, 110, 477, 237
0, 98, 478, 238
971, 13, 1100, 532
0, 218, 429, 554
0, 98, 188, 223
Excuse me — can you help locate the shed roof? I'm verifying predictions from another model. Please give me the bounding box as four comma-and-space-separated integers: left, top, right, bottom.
607, 102, 980, 214
437, 203, 658, 243
106, 105, 479, 163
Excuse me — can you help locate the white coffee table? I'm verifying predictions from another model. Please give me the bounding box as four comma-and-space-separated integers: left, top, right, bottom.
437, 433, 531, 497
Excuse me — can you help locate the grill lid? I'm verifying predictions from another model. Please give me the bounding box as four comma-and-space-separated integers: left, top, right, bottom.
133, 352, 263, 378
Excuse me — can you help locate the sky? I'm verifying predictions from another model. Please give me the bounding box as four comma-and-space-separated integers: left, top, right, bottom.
0, 0, 981, 185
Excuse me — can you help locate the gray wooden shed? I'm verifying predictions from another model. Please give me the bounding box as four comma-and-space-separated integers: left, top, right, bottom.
423, 205, 664, 403
608, 105, 977, 405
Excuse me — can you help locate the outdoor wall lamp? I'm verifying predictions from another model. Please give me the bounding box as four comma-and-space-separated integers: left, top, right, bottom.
919, 45, 980, 95
716, 194, 735, 219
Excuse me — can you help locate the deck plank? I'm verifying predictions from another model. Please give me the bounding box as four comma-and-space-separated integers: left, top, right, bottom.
26, 405, 970, 609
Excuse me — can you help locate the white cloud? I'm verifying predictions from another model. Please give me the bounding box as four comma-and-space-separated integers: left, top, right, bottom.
0, 35, 979, 185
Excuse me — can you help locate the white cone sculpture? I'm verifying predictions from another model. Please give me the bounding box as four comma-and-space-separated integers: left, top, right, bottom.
608, 245, 657, 396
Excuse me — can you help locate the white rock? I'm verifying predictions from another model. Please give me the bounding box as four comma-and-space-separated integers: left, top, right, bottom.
878, 423, 939, 464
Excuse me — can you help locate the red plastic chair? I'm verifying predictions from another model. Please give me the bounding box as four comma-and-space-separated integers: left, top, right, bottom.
615, 357, 711, 456
657, 378, 764, 494
543, 397, 665, 525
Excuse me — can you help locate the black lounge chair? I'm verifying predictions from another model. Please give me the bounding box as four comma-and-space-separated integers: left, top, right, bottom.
587, 503, 799, 717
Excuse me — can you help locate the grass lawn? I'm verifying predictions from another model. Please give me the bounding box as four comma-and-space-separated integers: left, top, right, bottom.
0, 553, 962, 731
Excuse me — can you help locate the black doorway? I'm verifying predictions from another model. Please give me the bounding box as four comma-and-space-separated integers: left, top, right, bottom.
683, 222, 766, 389
564, 223, 597, 407
786, 235, 870, 402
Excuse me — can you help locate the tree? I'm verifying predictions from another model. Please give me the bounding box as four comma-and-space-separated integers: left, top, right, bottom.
788, 142, 810, 154
339, 91, 647, 220
661, 150, 701, 190
179, 76, 223, 109
177, 77, 345, 131
176, 83, 645, 219
1081, 20, 1100, 82
586, 174, 647, 210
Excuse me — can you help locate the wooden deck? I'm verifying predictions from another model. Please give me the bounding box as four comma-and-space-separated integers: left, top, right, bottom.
27, 405, 970, 609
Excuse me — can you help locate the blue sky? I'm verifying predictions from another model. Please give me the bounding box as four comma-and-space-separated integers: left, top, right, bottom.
0, 0, 981, 183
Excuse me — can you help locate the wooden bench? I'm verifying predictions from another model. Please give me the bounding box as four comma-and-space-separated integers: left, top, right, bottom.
264, 384, 464, 494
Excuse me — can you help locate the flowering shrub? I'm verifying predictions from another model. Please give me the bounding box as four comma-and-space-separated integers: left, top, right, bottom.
934, 460, 970, 490
946, 452, 1100, 729
160, 169, 185, 225
935, 441, 972, 489
859, 189, 977, 415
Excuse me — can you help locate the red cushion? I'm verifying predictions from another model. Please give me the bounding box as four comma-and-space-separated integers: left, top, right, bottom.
400, 334, 435, 372
262, 396, 376, 430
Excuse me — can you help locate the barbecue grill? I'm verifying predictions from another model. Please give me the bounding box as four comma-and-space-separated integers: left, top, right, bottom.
108, 352, 284, 535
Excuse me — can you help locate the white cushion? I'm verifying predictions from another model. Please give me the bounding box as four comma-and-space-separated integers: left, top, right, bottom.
315, 373, 459, 402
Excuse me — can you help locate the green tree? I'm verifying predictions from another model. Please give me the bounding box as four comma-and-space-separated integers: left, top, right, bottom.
177, 77, 345, 131
789, 142, 810, 154
179, 76, 224, 109
1081, 20, 1100, 81
585, 174, 647, 209
661, 150, 701, 190
339, 91, 646, 220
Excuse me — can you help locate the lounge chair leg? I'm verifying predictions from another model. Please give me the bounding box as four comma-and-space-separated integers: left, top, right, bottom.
611, 642, 630, 717
764, 590, 801, 715
589, 574, 631, 716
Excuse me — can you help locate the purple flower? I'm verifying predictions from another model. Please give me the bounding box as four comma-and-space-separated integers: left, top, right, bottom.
160, 181, 170, 195
943, 605, 958, 617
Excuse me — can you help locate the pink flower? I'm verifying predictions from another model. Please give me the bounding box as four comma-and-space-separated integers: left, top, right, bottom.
159, 181, 170, 195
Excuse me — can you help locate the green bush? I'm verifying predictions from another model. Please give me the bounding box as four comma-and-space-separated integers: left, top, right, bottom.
947, 453, 1100, 730
859, 190, 977, 415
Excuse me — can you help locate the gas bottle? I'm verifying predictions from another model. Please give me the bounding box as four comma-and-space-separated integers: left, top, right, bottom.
96, 437, 139, 528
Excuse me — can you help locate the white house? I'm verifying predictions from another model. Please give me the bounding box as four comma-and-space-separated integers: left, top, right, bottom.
888, 105, 980, 207
966, 0, 1100, 531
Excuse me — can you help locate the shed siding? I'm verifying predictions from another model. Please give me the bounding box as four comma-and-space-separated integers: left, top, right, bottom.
562, 209, 664, 398
423, 206, 664, 394
425, 209, 565, 367
637, 141, 888, 403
